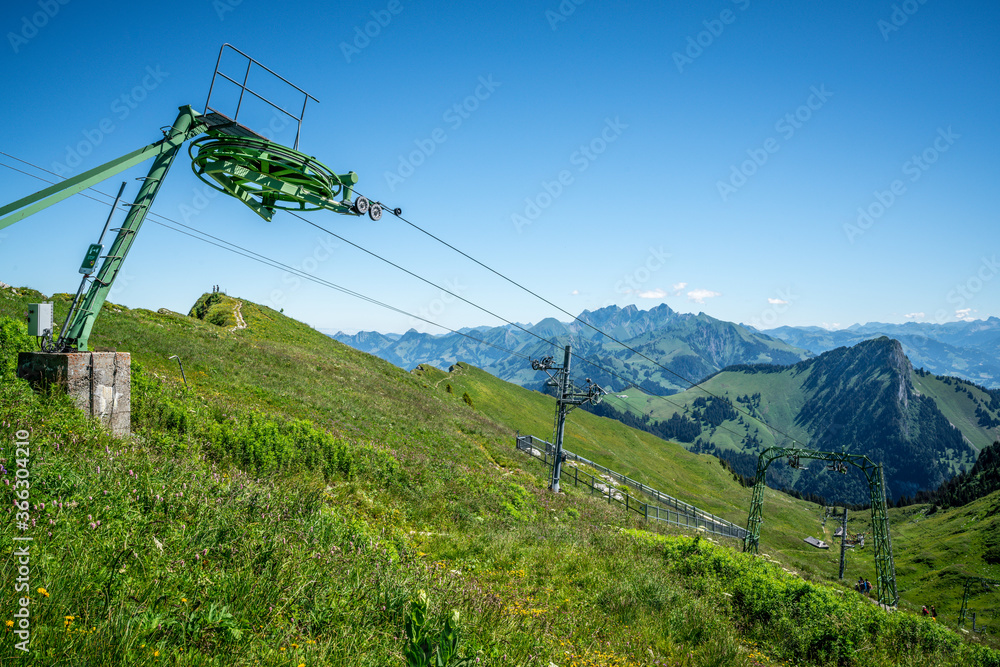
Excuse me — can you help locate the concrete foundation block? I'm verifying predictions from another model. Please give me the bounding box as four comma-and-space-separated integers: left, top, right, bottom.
17, 351, 131, 437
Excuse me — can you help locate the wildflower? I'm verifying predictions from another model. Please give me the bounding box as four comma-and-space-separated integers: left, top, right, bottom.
154, 650, 160, 657
37, 587, 49, 597
5, 620, 13, 628
181, 598, 187, 603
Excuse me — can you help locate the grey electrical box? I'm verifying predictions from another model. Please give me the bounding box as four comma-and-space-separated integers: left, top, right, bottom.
27, 303, 53, 337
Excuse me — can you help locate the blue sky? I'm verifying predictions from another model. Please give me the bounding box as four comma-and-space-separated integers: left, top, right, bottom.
1, 0, 997, 335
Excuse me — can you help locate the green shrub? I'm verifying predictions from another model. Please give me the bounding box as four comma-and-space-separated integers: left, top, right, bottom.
0, 315, 32, 380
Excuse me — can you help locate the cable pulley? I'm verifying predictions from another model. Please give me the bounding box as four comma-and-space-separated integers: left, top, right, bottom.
189, 134, 381, 222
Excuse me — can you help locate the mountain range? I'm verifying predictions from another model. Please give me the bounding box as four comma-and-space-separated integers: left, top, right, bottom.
597, 337, 1000, 504
332, 303, 812, 395
333, 304, 1000, 503
761, 318, 1000, 388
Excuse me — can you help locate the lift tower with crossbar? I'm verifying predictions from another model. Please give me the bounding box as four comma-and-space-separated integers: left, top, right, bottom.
743, 446, 898, 607
530, 345, 606, 493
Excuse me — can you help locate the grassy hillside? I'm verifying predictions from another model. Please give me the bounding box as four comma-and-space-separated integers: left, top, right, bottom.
833, 492, 1000, 631
911, 371, 1000, 453
599, 341, 991, 505
2, 285, 999, 666
413, 362, 847, 576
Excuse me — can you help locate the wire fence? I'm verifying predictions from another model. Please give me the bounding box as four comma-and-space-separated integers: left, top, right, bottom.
515, 435, 748, 541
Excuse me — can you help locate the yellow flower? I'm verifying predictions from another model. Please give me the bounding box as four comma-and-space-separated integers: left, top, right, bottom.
154, 650, 160, 657
37, 587, 49, 597
181, 598, 187, 603
5, 620, 13, 628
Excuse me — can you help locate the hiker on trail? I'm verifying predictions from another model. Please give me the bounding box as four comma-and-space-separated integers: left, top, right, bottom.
857, 577, 864, 593
864, 579, 872, 595
922, 605, 929, 615
931, 605, 937, 619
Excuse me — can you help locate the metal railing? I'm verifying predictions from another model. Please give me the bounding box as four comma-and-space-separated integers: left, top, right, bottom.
516, 435, 747, 541
204, 43, 318, 150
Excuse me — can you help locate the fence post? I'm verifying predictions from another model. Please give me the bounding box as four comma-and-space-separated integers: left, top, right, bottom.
626, 494, 629, 514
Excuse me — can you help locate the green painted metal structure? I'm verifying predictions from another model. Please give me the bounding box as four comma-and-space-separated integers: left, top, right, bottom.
743, 446, 898, 606
958, 576, 1000, 626
0, 44, 386, 351
189, 135, 367, 221
0, 109, 376, 350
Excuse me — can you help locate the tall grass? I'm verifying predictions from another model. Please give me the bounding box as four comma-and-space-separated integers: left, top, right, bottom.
2, 297, 999, 666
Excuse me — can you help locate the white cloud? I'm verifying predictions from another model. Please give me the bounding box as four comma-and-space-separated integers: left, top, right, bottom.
767, 298, 788, 305
672, 282, 687, 294
570, 289, 580, 295
955, 308, 976, 321
687, 288, 721, 304
637, 288, 667, 299
821, 322, 842, 330
904, 312, 925, 319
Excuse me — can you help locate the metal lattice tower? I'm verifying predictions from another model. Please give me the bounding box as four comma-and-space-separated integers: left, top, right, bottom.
959, 576, 1000, 626
743, 446, 898, 607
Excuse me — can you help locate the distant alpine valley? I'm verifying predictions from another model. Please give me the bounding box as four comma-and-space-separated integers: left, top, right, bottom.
333, 305, 1000, 504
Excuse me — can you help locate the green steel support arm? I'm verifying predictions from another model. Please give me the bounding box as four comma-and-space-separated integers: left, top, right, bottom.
62, 106, 207, 350
0, 106, 206, 230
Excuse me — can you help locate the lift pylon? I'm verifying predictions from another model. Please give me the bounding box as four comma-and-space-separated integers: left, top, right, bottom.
743, 446, 898, 607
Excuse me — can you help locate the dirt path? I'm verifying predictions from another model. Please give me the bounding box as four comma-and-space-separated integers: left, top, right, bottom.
230, 301, 247, 332
432, 363, 466, 389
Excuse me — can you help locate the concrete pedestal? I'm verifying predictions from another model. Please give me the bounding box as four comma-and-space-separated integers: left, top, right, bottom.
17, 352, 131, 436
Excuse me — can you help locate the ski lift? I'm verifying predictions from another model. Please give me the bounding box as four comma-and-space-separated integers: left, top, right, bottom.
787, 454, 806, 470
531, 356, 554, 371
827, 462, 848, 474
